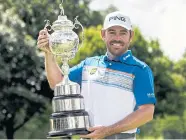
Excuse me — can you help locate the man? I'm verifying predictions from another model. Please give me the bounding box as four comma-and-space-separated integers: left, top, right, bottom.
37, 11, 156, 139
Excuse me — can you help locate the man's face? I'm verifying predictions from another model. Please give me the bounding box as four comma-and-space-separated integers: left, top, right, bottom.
101, 26, 133, 57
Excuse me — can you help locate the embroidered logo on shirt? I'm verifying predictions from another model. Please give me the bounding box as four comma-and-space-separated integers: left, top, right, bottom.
89, 68, 97, 75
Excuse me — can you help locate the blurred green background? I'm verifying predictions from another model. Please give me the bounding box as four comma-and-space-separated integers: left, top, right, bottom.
0, 0, 186, 139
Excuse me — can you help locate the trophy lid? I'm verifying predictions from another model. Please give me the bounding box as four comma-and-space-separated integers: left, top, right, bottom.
52, 15, 74, 30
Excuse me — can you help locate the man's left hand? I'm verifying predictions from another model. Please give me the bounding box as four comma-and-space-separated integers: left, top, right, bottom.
80, 126, 111, 139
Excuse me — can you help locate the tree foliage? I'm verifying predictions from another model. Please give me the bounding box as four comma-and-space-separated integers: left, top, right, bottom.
2, 0, 102, 39
0, 4, 51, 139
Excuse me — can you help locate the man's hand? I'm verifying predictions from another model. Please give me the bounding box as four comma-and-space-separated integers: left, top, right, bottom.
80, 126, 111, 139
37, 29, 51, 53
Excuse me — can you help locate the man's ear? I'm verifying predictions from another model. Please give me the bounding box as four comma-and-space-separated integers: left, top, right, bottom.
130, 30, 134, 42
101, 29, 106, 40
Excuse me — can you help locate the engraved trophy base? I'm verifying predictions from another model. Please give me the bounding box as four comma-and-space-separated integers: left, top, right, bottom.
48, 111, 90, 138
47, 128, 89, 138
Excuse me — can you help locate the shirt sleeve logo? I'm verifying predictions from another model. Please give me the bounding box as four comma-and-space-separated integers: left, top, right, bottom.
147, 93, 155, 98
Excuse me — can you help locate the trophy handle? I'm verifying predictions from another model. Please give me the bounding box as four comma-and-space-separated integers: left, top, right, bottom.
74, 16, 84, 49
39, 20, 53, 54
44, 20, 54, 34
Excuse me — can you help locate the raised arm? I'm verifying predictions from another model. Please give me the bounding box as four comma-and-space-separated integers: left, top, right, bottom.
37, 29, 63, 89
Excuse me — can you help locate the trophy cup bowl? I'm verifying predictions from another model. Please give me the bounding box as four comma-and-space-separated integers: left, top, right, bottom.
45, 2, 90, 138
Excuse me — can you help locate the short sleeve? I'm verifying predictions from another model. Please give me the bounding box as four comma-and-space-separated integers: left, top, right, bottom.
133, 66, 156, 106
69, 60, 85, 86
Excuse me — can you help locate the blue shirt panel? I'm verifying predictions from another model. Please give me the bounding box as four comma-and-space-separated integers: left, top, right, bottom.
133, 62, 156, 106
69, 60, 85, 86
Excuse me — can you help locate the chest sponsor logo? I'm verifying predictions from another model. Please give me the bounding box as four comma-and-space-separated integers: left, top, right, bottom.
89, 68, 97, 75
83, 66, 104, 80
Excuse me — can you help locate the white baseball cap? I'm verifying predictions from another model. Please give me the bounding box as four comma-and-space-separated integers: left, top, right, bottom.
103, 11, 132, 30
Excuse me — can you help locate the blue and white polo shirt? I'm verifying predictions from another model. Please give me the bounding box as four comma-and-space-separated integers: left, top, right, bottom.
69, 50, 156, 133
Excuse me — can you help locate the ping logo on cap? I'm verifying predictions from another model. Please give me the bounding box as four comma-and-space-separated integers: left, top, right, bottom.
103, 11, 132, 30
109, 16, 126, 22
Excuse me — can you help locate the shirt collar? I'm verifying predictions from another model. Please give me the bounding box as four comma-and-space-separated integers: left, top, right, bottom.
104, 50, 133, 63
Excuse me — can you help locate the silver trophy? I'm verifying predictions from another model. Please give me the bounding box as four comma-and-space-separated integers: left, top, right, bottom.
44, 1, 90, 138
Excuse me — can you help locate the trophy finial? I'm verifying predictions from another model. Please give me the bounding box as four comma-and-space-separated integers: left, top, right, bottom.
59, 0, 64, 15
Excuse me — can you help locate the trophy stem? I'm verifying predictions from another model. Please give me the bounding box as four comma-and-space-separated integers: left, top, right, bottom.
61, 58, 70, 85
63, 75, 69, 85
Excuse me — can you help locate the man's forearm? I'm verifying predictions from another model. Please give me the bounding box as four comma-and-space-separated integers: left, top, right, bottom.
106, 104, 154, 136
45, 52, 63, 89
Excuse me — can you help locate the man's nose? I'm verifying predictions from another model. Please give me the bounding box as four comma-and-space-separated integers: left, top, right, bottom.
114, 34, 121, 40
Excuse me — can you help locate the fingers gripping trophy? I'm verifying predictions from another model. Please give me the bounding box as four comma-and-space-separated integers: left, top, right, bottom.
43, 1, 90, 138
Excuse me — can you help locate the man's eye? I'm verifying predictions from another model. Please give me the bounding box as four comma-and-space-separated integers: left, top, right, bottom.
109, 32, 115, 34
121, 32, 127, 35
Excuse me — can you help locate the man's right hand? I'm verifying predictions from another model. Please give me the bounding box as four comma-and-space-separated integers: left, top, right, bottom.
37, 29, 51, 53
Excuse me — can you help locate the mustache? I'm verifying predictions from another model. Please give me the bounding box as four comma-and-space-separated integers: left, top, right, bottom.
110, 40, 124, 44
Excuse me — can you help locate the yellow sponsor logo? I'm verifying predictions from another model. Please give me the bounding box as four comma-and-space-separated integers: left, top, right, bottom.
89, 68, 97, 75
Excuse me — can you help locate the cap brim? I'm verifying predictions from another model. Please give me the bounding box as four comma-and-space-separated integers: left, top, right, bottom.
103, 23, 131, 30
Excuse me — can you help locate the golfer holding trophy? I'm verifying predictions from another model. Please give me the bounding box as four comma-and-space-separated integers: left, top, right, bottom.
37, 1, 90, 138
